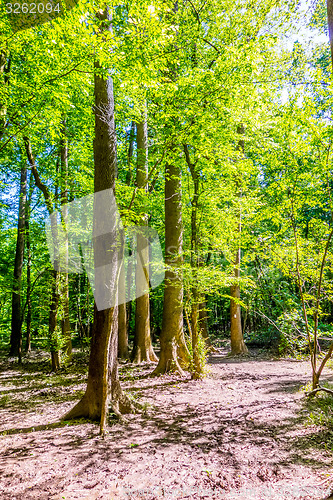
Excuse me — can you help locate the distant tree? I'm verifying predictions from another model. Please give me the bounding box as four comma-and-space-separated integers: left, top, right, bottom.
10, 158, 27, 360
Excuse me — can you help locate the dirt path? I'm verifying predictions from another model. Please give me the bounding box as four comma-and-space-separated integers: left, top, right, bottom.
0, 350, 332, 499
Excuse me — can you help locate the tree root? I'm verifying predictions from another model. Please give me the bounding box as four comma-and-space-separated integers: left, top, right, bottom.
306, 386, 333, 397
150, 359, 185, 377
227, 351, 251, 358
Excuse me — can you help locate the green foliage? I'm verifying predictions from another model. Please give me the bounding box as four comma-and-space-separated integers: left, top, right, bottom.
48, 325, 68, 353
277, 309, 308, 356
243, 327, 280, 350
185, 329, 209, 379
306, 384, 333, 430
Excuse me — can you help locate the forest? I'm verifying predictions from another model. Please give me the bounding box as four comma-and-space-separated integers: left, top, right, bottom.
1, 0, 333, 498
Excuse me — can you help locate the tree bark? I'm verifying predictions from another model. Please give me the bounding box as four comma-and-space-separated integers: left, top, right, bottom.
10, 160, 27, 359
132, 113, 158, 363
198, 301, 210, 347
62, 8, 131, 426
152, 148, 190, 375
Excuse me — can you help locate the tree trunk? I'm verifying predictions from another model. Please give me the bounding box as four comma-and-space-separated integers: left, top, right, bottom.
183, 143, 205, 378
230, 125, 248, 355
198, 301, 210, 347
132, 114, 158, 363
152, 149, 190, 375
60, 120, 72, 361
62, 8, 131, 425
49, 268, 61, 371
10, 161, 27, 360
25, 174, 34, 353
230, 247, 247, 354
25, 217, 32, 353
118, 259, 129, 360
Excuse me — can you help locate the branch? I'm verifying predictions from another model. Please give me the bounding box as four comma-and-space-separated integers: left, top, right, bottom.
23, 137, 53, 215
186, 0, 200, 23
127, 145, 167, 210
0, 102, 46, 154
203, 38, 221, 55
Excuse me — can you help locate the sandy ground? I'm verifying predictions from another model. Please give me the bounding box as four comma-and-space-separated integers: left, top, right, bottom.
0, 348, 332, 500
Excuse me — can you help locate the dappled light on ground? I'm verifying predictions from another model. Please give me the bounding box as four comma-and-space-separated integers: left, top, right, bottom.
0, 350, 332, 499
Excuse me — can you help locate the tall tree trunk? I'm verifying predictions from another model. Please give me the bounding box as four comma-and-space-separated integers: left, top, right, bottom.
152, 148, 190, 375
62, 8, 131, 427
230, 247, 247, 354
198, 301, 210, 347
60, 120, 72, 361
132, 113, 158, 363
184, 144, 205, 378
118, 121, 136, 360
10, 160, 27, 360
230, 125, 248, 355
25, 173, 34, 353
49, 269, 61, 371
118, 259, 129, 360
25, 216, 32, 353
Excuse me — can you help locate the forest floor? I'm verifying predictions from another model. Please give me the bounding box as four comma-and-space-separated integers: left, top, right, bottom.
0, 345, 333, 500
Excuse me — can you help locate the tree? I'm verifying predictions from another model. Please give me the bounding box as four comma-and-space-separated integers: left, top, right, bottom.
132, 110, 158, 363
24, 137, 62, 370
10, 157, 27, 359
63, 8, 132, 429
59, 120, 72, 361
230, 126, 248, 356
152, 147, 190, 376
183, 143, 206, 378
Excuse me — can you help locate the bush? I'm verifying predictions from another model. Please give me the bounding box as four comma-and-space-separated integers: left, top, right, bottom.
277, 309, 308, 355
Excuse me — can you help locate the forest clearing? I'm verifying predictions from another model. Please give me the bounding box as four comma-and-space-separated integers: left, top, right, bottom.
0, 346, 332, 500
